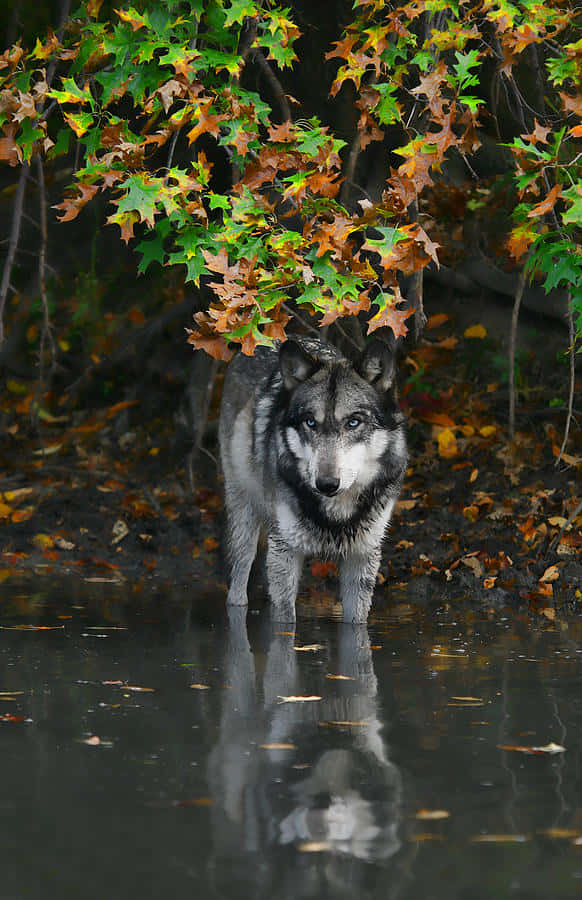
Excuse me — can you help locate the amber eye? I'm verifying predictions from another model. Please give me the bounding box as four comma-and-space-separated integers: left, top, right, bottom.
304, 416, 317, 429
346, 417, 361, 429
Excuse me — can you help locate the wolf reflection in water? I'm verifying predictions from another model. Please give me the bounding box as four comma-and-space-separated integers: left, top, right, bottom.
207, 610, 402, 894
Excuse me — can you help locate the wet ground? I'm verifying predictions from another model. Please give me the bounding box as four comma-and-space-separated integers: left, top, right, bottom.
2, 576, 582, 900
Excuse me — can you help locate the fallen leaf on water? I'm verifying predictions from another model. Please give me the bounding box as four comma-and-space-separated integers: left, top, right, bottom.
471, 834, 529, 843
203, 537, 219, 551
415, 809, 450, 821
277, 695, 322, 703
54, 536, 75, 550
319, 720, 370, 727
0, 624, 65, 630
294, 644, 325, 652
298, 842, 331, 853
539, 828, 580, 839
259, 743, 296, 750
173, 797, 215, 807
409, 833, 444, 842
498, 741, 565, 755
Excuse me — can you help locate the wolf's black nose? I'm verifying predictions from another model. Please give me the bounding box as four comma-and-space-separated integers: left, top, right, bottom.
316, 476, 340, 496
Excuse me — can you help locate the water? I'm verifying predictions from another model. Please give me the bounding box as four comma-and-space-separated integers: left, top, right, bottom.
1, 576, 582, 899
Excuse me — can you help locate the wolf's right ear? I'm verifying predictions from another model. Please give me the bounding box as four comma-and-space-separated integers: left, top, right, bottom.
279, 339, 319, 391
357, 339, 395, 393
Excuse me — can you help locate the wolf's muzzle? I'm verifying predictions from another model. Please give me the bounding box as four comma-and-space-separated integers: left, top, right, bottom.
316, 475, 340, 496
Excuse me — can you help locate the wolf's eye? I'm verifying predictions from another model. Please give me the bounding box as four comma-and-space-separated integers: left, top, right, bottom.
304, 416, 317, 429
346, 417, 361, 429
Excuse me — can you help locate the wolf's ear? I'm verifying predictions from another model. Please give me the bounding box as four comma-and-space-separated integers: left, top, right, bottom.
357, 339, 395, 393
280, 339, 319, 390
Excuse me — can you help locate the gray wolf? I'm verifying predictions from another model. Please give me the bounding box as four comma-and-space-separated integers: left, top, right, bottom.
218, 336, 408, 622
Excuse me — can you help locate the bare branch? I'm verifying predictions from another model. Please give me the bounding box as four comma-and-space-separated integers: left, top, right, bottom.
508, 264, 528, 440
0, 162, 29, 344
252, 49, 291, 123
554, 293, 576, 467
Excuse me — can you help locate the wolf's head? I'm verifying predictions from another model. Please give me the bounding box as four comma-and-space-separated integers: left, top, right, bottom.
278, 338, 407, 504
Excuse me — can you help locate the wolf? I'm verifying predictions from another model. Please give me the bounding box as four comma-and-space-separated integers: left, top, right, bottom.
218, 336, 408, 622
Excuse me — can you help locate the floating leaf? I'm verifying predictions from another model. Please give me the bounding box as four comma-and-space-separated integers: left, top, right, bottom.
259, 743, 296, 750
498, 742, 565, 755
415, 809, 450, 821
277, 695, 322, 704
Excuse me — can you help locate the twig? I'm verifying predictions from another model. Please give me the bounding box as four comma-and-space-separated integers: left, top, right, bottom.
252, 49, 291, 123
554, 292, 576, 467
408, 197, 426, 341
0, 162, 29, 344
508, 264, 528, 440
32, 155, 57, 443
550, 497, 582, 552
188, 358, 219, 490
339, 130, 362, 207
166, 129, 179, 170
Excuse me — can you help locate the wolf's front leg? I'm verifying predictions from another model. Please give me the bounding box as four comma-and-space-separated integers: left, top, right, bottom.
224, 488, 260, 607
266, 535, 303, 621
339, 547, 382, 623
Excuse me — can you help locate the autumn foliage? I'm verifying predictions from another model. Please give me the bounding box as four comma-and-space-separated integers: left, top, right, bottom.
1, 1, 582, 358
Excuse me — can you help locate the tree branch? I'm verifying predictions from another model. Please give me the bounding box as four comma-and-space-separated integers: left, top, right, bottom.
0, 162, 29, 344
554, 292, 576, 467
508, 264, 527, 440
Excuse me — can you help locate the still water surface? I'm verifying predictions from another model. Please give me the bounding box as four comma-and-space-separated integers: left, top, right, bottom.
1, 577, 582, 899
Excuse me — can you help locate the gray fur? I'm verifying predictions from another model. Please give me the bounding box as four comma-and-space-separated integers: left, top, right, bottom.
219, 337, 408, 622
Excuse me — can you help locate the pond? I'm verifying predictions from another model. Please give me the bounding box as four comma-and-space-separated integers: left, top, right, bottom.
1, 576, 582, 899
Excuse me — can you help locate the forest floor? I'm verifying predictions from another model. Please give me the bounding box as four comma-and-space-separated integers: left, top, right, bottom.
1, 298, 581, 620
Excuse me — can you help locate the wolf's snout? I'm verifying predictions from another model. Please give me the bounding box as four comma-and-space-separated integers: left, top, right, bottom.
316, 475, 340, 496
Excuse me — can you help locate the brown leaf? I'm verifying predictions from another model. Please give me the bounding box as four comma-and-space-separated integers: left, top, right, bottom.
527, 184, 562, 219
498, 741, 565, 755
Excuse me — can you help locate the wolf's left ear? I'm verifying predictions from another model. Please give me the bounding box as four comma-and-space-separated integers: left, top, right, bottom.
279, 338, 320, 390
357, 339, 395, 393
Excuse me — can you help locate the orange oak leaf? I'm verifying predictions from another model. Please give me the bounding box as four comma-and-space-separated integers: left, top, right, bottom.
53, 184, 100, 222
527, 184, 562, 218
186, 328, 234, 361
